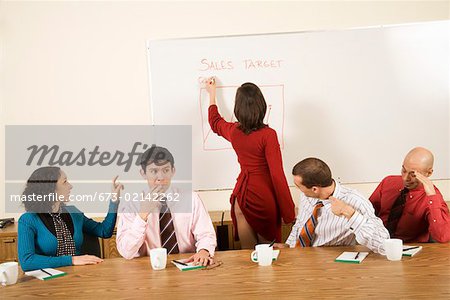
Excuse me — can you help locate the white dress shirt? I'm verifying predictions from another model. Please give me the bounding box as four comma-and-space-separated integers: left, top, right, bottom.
286, 181, 389, 254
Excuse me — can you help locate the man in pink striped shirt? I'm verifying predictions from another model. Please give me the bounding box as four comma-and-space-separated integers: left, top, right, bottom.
116, 146, 217, 266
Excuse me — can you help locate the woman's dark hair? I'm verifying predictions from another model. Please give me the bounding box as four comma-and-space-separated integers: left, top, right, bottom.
22, 166, 61, 213
234, 82, 267, 135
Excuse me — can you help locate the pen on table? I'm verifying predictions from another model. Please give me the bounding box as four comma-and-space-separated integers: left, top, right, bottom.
172, 260, 188, 266
354, 252, 360, 260
403, 246, 420, 252
40, 269, 53, 276
269, 239, 276, 247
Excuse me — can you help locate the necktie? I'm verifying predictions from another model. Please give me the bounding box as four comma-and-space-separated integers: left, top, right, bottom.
298, 201, 324, 247
159, 200, 179, 254
50, 208, 76, 256
386, 188, 409, 237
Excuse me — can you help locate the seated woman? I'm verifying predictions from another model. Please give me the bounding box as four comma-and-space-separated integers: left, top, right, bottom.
18, 166, 123, 271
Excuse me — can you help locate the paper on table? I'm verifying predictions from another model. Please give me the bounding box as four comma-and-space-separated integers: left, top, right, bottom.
335, 252, 369, 264
402, 245, 423, 257
171, 260, 206, 271
272, 249, 280, 260
25, 268, 66, 280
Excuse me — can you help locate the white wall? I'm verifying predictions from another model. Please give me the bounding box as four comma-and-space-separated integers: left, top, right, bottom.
1, 1, 449, 217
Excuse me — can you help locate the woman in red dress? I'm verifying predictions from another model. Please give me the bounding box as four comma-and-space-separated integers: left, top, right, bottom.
206, 78, 295, 248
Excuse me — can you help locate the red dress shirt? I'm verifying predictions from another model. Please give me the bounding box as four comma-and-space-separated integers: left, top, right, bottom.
370, 175, 450, 243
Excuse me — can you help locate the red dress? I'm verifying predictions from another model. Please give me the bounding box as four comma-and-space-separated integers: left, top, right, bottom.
208, 105, 295, 242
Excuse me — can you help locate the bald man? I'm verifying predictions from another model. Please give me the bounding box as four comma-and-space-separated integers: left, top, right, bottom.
370, 147, 450, 243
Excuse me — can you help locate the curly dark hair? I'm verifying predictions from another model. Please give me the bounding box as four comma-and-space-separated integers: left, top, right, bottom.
22, 166, 61, 213
234, 82, 267, 135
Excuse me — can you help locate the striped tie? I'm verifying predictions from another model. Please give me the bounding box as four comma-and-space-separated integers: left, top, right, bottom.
298, 201, 324, 247
159, 200, 179, 254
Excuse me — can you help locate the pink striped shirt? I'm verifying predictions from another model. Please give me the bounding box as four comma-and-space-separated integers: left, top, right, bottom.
116, 189, 216, 259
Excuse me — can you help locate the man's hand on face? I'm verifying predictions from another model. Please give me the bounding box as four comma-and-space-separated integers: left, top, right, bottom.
139, 185, 166, 221
413, 171, 436, 196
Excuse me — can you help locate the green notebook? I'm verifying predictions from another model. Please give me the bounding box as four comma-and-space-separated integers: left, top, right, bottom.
171, 260, 206, 271
402, 245, 423, 257
25, 268, 67, 280
335, 251, 369, 264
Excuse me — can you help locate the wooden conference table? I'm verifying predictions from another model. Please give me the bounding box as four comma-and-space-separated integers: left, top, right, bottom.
1, 244, 449, 299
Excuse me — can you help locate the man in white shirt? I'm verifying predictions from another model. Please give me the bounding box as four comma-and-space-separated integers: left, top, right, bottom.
278, 157, 389, 254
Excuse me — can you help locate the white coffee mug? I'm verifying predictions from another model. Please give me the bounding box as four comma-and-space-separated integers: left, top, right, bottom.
250, 244, 273, 266
150, 248, 167, 270
0, 262, 19, 286
384, 238, 403, 261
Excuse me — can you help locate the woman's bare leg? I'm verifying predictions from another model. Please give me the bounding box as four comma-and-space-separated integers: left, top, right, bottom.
256, 234, 271, 244
234, 201, 257, 249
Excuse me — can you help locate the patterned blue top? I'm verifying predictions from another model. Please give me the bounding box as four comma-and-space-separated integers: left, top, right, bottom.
18, 202, 118, 271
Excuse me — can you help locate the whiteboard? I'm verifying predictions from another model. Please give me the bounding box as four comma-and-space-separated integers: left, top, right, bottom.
147, 21, 450, 190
